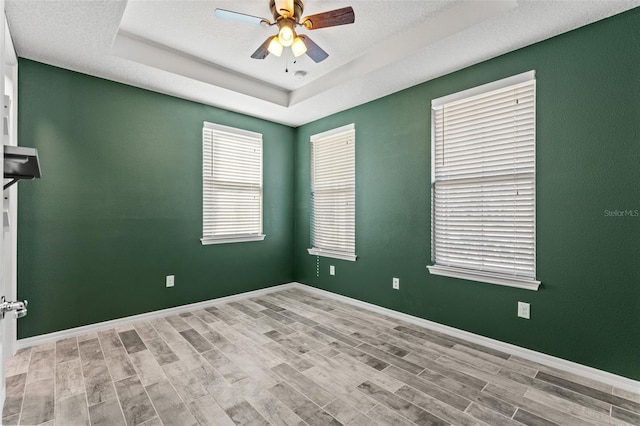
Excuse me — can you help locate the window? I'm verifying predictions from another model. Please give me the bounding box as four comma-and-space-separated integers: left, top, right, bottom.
428, 71, 540, 290
201, 122, 264, 245
308, 123, 356, 261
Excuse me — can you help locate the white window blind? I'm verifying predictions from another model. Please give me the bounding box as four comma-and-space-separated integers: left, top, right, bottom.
428, 71, 540, 290
201, 122, 265, 245
308, 123, 356, 261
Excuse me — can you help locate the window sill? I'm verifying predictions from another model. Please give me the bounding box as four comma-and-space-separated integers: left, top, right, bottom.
427, 265, 540, 291
308, 248, 357, 262
201, 234, 265, 245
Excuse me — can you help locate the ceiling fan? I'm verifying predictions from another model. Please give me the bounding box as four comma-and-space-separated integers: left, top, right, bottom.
214, 0, 355, 63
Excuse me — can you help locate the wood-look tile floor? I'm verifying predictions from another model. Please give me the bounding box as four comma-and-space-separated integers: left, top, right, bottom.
3, 288, 640, 425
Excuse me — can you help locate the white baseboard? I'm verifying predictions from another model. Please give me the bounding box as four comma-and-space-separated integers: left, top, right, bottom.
17, 281, 639, 394
16, 283, 296, 350
291, 282, 640, 394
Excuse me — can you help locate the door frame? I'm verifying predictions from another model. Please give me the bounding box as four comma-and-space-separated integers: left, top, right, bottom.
4, 11, 19, 359
1, 3, 19, 414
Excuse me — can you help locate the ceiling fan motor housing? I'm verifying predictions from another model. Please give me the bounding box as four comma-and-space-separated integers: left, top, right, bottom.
270, 0, 304, 21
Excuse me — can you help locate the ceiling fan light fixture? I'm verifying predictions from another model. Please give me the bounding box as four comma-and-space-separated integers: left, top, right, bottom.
291, 36, 307, 57
267, 37, 284, 56
278, 23, 295, 47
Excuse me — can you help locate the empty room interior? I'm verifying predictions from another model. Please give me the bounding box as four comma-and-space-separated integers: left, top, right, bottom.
0, 0, 639, 425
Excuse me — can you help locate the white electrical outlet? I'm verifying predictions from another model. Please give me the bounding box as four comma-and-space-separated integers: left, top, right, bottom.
392, 277, 400, 290
329, 265, 335, 276
166, 275, 175, 288
517, 302, 530, 319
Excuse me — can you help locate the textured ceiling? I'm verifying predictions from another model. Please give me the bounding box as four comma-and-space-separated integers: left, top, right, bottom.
6, 0, 640, 126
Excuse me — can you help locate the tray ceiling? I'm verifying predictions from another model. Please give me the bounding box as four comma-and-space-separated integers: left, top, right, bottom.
6, 1, 640, 126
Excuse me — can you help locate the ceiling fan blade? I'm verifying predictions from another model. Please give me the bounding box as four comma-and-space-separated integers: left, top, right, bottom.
298, 35, 328, 63
214, 9, 270, 26
251, 37, 273, 59
302, 6, 355, 30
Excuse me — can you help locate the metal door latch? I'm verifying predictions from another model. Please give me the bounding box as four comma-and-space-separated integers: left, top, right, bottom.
0, 296, 27, 319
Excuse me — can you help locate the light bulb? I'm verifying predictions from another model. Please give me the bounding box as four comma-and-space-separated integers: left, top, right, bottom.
278, 25, 294, 47
267, 37, 283, 57
291, 36, 307, 57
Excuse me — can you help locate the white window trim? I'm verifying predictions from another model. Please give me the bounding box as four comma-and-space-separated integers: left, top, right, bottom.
201, 122, 265, 245
307, 248, 357, 262
428, 71, 540, 291
308, 123, 357, 262
427, 265, 541, 291
432, 70, 535, 107
201, 235, 265, 245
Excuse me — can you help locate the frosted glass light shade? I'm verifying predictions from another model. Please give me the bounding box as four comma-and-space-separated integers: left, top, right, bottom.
291, 37, 307, 57
268, 37, 283, 56
278, 25, 294, 47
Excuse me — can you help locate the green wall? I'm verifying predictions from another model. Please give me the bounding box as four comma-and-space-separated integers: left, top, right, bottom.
293, 9, 640, 380
17, 60, 295, 338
